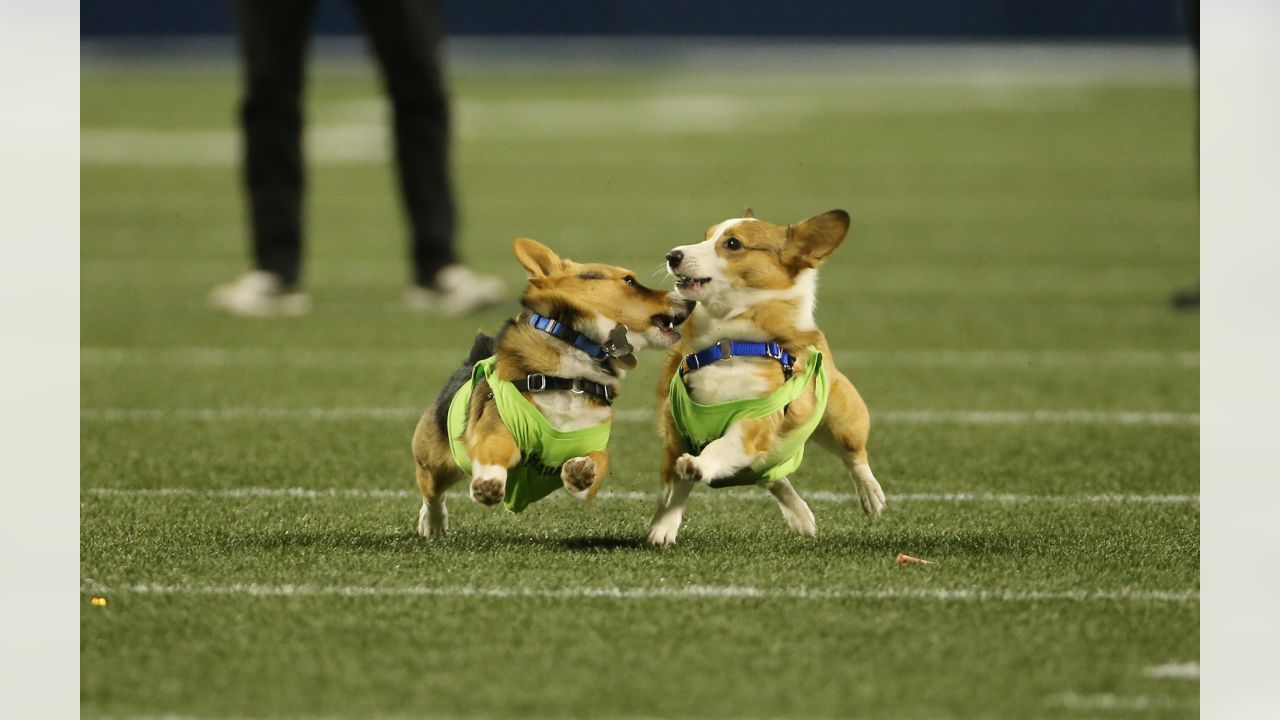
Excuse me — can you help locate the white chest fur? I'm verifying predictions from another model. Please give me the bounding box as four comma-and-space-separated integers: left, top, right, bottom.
530, 392, 612, 431
684, 360, 778, 404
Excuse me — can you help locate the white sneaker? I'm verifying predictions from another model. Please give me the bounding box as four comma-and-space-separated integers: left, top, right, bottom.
405, 265, 505, 315
209, 271, 310, 317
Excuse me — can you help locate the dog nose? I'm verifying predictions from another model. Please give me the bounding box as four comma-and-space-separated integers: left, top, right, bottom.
666, 250, 683, 268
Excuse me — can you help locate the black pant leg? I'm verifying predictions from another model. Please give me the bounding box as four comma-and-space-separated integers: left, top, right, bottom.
349, 0, 457, 286
235, 0, 316, 287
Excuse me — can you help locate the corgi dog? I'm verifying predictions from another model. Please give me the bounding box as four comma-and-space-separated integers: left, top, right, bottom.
647, 209, 886, 547
413, 237, 692, 537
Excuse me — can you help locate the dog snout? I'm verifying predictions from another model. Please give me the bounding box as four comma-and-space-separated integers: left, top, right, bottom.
665, 249, 684, 269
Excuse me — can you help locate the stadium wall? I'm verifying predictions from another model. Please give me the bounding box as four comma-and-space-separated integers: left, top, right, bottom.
81, 0, 1186, 39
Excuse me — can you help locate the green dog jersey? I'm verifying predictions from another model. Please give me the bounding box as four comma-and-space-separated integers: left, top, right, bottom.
668, 347, 829, 486
447, 356, 612, 513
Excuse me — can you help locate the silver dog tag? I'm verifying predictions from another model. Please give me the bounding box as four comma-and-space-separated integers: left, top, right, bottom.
603, 325, 638, 369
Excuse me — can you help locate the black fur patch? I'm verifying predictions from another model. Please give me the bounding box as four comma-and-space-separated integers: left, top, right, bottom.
431, 331, 496, 436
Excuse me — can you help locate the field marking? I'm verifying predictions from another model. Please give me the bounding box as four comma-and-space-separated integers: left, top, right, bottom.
80, 84, 1118, 167
1046, 691, 1196, 711
1143, 661, 1199, 679
78, 407, 1199, 426
80, 581, 1198, 604
80, 346, 1199, 369
80, 486, 1199, 505
865, 410, 1199, 426
79, 407, 417, 421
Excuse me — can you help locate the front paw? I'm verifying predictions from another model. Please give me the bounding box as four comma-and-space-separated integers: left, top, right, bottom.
858, 484, 886, 518
469, 476, 506, 506
780, 500, 817, 538
853, 465, 887, 519
674, 453, 704, 483
647, 515, 682, 547
561, 456, 598, 498
418, 501, 448, 538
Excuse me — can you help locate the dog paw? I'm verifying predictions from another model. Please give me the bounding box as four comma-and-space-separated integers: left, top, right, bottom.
780, 501, 817, 538
469, 477, 506, 507
418, 501, 448, 538
647, 516, 682, 547
561, 456, 598, 497
853, 467, 886, 518
674, 454, 704, 483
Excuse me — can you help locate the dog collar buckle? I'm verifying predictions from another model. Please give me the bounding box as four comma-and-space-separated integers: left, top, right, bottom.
680, 339, 794, 378
526, 373, 548, 392
570, 378, 585, 394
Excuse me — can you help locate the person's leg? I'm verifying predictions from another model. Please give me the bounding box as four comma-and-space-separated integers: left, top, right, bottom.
349, 0, 457, 287
236, 0, 316, 288
1173, 0, 1199, 310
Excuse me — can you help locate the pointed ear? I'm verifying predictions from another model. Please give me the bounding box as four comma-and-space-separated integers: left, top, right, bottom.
513, 237, 563, 277
782, 210, 850, 272
741, 206, 755, 219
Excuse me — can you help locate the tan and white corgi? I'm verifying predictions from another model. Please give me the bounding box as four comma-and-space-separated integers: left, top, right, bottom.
412, 237, 692, 538
648, 209, 886, 546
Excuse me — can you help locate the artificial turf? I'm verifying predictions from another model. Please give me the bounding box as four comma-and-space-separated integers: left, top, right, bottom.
81, 45, 1198, 719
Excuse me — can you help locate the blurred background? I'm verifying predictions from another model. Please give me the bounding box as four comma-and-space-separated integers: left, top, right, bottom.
80, 0, 1198, 341
84, 1, 1185, 38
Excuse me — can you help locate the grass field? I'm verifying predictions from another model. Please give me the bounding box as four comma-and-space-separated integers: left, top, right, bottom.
81, 44, 1199, 719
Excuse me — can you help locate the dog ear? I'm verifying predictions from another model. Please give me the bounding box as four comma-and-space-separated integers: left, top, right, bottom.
782, 210, 849, 272
742, 207, 755, 219
513, 237, 563, 277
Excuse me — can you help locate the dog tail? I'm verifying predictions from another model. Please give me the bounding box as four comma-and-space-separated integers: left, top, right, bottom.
431, 331, 496, 437
466, 331, 496, 364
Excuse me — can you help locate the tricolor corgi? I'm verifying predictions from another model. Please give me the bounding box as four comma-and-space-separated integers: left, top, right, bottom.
413, 238, 692, 537
648, 209, 885, 546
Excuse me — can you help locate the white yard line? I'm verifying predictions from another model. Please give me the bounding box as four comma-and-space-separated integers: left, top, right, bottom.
869, 410, 1199, 426
78, 407, 1199, 426
76, 87, 1137, 167
80, 581, 1198, 604
80, 346, 1199, 368
1143, 661, 1200, 679
80, 487, 1199, 505
1046, 691, 1196, 711
79, 407, 416, 421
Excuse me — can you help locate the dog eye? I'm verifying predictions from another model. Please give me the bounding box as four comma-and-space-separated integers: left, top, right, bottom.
624, 276, 637, 286
724, 238, 742, 250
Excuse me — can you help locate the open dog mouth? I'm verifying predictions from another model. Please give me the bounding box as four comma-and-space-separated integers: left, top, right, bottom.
650, 313, 684, 341
674, 274, 711, 291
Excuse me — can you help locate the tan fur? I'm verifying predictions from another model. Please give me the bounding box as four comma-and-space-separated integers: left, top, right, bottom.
414, 238, 692, 537
649, 209, 885, 546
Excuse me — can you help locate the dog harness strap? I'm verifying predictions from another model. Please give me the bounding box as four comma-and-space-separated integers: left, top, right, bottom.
668, 348, 829, 486
446, 357, 612, 514
679, 340, 794, 378
527, 312, 608, 361
512, 374, 615, 405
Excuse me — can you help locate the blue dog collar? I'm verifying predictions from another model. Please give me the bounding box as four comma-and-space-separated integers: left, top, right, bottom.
527, 312, 608, 362
679, 340, 794, 378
